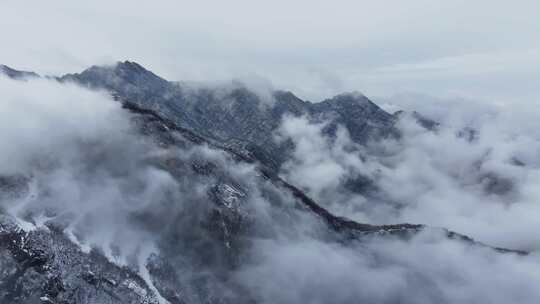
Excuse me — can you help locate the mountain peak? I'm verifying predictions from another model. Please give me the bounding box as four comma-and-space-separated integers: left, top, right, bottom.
114, 60, 151, 74
316, 91, 384, 113
76, 60, 160, 80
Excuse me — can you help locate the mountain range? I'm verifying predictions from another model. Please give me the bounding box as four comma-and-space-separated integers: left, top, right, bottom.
0, 62, 524, 304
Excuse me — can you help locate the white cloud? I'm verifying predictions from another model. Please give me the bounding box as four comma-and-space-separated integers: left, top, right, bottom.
0, 75, 128, 174
237, 229, 540, 304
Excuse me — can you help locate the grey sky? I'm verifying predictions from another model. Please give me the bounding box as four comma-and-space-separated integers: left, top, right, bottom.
2, 0, 539, 103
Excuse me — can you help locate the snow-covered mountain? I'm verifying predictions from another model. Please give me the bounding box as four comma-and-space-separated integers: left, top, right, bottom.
0, 63, 531, 304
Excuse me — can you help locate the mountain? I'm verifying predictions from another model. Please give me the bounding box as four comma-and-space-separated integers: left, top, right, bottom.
60, 61, 398, 171
0, 63, 526, 304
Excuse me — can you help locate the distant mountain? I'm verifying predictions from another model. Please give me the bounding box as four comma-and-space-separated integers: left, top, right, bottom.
0, 63, 525, 304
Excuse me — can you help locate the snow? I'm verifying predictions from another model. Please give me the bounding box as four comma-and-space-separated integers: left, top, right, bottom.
217, 184, 245, 208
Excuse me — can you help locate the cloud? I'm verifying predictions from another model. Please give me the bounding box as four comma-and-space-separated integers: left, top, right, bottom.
0, 76, 175, 265
0, 75, 317, 301
0, 75, 128, 175
236, 229, 540, 304
278, 93, 540, 253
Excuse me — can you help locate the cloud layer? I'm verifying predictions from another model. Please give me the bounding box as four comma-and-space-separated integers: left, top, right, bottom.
2, 72, 540, 303
279, 95, 540, 252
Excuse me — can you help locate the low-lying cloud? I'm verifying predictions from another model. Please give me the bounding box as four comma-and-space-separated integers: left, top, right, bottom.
0, 75, 173, 264
238, 229, 540, 304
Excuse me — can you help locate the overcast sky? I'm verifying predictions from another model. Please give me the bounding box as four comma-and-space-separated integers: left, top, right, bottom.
2, 0, 539, 103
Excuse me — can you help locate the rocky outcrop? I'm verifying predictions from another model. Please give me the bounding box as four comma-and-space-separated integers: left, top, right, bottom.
0, 214, 161, 304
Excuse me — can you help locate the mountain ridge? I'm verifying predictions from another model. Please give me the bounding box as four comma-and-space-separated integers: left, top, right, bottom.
57, 61, 398, 170
0, 62, 528, 304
